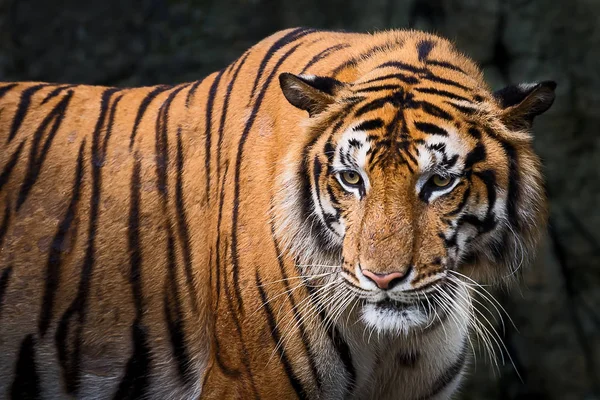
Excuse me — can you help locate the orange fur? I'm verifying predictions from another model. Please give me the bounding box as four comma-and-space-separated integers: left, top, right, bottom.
0, 28, 553, 399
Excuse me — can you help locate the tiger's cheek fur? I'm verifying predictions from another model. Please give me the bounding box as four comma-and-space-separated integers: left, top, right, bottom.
338, 205, 365, 279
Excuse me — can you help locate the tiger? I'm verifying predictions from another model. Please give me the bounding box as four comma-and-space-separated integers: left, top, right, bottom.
0, 27, 555, 399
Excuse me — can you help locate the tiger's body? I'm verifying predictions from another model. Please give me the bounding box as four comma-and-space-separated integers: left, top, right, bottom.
0, 28, 554, 399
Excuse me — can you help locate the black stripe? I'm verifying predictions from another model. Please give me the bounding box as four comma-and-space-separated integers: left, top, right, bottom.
256, 272, 309, 399
331, 39, 405, 77
444, 185, 471, 217
464, 142, 486, 170
129, 85, 171, 149
355, 97, 392, 117
213, 240, 241, 379
329, 333, 355, 383
113, 155, 152, 400
231, 42, 305, 312
38, 140, 86, 337
419, 101, 453, 120
185, 79, 205, 107
359, 72, 420, 85
154, 85, 198, 360
216, 53, 249, 181
0, 83, 18, 101
41, 85, 77, 105
460, 170, 498, 234
16, 91, 74, 210
204, 70, 225, 205
414, 121, 448, 136
207, 247, 213, 308
269, 220, 322, 390
8, 83, 49, 143
403, 143, 418, 168
0, 265, 13, 320
385, 100, 408, 162
313, 155, 339, 235
214, 162, 229, 310
426, 142, 445, 152
300, 43, 351, 74
213, 337, 241, 378
306, 283, 356, 395
440, 230, 457, 249
0, 202, 9, 250
446, 101, 476, 114
355, 84, 402, 93
501, 141, 520, 228
10, 334, 41, 400
422, 74, 471, 91
418, 341, 468, 399
164, 226, 193, 385
128, 157, 144, 313
219, 238, 261, 399
326, 183, 341, 207
414, 87, 472, 103
55, 88, 119, 394
175, 128, 200, 314
427, 60, 467, 74
396, 351, 420, 367
331, 59, 358, 77
467, 127, 481, 139
417, 39, 435, 61
155, 85, 187, 199
440, 153, 459, 170
354, 118, 384, 132
112, 323, 151, 400
101, 94, 123, 162
376, 61, 426, 74
249, 27, 316, 102
477, 170, 498, 221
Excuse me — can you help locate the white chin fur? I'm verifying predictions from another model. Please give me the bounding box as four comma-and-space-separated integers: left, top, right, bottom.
360, 303, 430, 335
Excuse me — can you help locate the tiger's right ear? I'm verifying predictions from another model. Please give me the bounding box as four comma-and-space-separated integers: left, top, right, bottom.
494, 81, 557, 130
279, 73, 346, 117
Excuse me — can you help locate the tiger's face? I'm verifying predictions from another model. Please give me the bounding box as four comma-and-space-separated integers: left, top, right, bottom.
277, 65, 554, 334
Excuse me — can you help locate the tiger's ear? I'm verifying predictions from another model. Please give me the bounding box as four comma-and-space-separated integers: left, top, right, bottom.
494, 81, 557, 129
279, 73, 346, 117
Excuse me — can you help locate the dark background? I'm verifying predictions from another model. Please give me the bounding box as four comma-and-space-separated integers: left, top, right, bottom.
1, 0, 598, 399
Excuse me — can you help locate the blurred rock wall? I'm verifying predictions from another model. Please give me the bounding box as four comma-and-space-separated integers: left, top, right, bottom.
1, 0, 598, 398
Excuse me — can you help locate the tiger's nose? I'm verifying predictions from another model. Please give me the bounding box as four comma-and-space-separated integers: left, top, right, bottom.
362, 268, 411, 290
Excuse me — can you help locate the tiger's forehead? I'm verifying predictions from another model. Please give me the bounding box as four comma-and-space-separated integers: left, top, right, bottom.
340, 33, 487, 91
329, 84, 480, 176
322, 35, 493, 176
333, 117, 472, 178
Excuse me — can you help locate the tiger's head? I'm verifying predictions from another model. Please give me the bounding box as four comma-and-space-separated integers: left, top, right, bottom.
273, 35, 555, 335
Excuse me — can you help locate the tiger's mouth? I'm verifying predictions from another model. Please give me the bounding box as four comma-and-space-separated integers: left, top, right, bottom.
360, 297, 435, 334
375, 297, 426, 312
358, 288, 451, 333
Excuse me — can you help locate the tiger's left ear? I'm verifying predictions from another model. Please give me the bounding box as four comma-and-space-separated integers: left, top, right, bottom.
494, 81, 557, 129
279, 73, 347, 117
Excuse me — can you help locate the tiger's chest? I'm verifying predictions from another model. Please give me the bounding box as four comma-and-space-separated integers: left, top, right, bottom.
341, 312, 470, 400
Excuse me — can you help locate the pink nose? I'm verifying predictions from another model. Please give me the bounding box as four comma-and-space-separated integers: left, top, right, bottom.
362, 269, 410, 290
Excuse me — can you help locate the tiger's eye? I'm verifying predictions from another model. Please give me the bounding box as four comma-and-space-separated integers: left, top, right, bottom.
432, 175, 452, 187
341, 171, 361, 186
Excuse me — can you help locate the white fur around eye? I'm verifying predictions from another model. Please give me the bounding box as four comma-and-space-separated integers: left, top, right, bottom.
413, 125, 470, 201
332, 126, 372, 195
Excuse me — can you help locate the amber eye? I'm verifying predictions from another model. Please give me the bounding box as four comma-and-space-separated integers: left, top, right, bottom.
431, 174, 452, 187
340, 171, 362, 186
